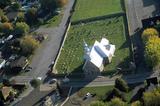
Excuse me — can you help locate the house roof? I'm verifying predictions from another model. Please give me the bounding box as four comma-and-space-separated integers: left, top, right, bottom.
6, 12, 18, 21
1, 86, 11, 100
10, 76, 32, 85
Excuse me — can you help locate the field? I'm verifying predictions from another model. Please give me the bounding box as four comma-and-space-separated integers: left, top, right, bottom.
72, 0, 123, 22
56, 16, 130, 74
42, 14, 63, 27
77, 86, 114, 98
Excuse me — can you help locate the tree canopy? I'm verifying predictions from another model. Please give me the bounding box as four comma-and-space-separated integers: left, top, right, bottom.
145, 36, 160, 68
20, 36, 39, 56
14, 22, 29, 36
142, 28, 159, 43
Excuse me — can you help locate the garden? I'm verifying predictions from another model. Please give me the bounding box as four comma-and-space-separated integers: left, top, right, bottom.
56, 16, 131, 75
71, 0, 123, 22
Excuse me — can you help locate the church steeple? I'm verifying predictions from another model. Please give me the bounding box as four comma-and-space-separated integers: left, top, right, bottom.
83, 39, 90, 60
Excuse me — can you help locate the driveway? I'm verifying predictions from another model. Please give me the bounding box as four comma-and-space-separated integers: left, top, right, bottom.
24, 0, 75, 79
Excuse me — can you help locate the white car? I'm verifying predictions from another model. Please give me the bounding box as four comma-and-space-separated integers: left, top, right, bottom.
37, 77, 42, 81
49, 79, 57, 84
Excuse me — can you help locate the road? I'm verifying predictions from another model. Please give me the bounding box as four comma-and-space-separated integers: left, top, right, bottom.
25, 0, 74, 79
13, 0, 75, 106
62, 71, 159, 87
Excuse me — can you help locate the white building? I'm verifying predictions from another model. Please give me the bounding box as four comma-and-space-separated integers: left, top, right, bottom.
83, 38, 115, 79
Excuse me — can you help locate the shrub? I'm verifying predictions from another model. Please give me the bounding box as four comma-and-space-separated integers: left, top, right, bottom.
30, 79, 41, 88
115, 78, 129, 92
14, 22, 29, 36
20, 36, 39, 56
142, 28, 159, 43
145, 36, 160, 68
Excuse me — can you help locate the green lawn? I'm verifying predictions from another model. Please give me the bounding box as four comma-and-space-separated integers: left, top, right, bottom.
72, 0, 123, 22
77, 86, 114, 99
42, 14, 63, 28
56, 16, 130, 74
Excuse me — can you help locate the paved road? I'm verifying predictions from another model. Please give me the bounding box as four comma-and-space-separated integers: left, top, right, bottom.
25, 0, 74, 79
62, 72, 159, 87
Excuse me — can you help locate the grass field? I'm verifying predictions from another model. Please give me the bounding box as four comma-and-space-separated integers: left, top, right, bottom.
77, 86, 114, 98
56, 16, 130, 74
42, 14, 63, 27
72, 0, 123, 22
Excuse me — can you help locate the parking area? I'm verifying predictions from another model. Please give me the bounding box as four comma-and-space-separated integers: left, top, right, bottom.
135, 0, 160, 20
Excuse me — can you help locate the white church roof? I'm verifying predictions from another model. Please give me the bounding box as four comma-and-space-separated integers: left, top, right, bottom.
84, 38, 115, 68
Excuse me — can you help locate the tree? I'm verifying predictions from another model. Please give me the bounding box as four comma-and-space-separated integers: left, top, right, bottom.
115, 78, 129, 92
1, 15, 9, 23
40, 0, 58, 12
14, 22, 29, 36
57, 0, 68, 7
142, 28, 159, 43
0, 22, 13, 35
11, 2, 21, 11
16, 12, 25, 22
90, 101, 106, 106
30, 79, 41, 88
25, 7, 37, 25
143, 88, 160, 106
131, 101, 141, 106
109, 98, 127, 106
20, 36, 39, 56
0, 0, 11, 9
145, 36, 160, 68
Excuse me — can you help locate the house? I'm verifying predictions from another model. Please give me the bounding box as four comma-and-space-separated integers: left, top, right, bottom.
10, 56, 28, 72
10, 76, 32, 86
83, 38, 115, 79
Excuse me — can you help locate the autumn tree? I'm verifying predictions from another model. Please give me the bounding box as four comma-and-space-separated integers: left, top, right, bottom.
40, 0, 67, 12
57, 0, 68, 7
14, 22, 29, 36
20, 36, 39, 56
0, 22, 13, 35
145, 36, 160, 68
142, 28, 159, 43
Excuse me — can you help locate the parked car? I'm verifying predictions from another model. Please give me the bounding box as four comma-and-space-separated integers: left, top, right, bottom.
49, 79, 57, 84
82, 92, 96, 100
25, 66, 32, 72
